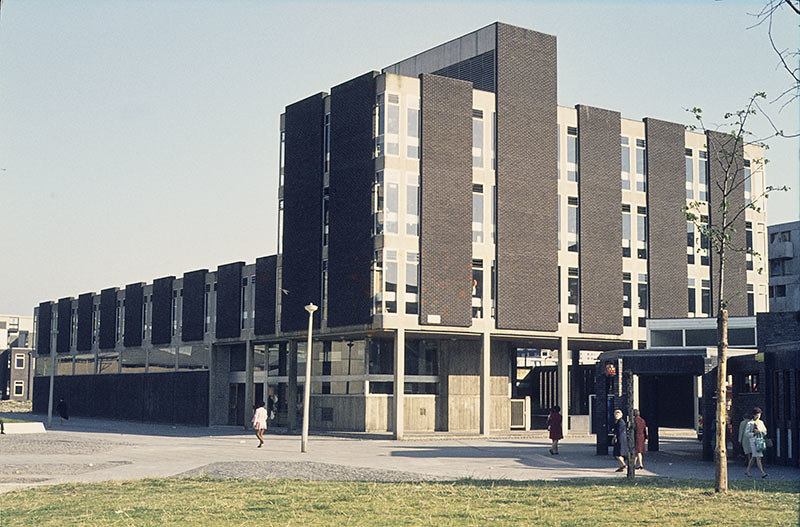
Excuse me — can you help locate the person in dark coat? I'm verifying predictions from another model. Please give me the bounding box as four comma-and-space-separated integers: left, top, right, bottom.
612, 409, 628, 472
56, 399, 69, 425
547, 406, 563, 455
633, 409, 648, 470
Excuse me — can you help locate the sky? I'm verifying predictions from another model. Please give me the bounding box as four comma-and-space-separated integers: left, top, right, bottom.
1, 0, 798, 317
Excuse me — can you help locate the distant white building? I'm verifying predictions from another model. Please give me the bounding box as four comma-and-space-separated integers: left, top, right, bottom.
1, 314, 35, 400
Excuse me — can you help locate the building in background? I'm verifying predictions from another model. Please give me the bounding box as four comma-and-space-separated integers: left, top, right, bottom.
768, 221, 799, 312
32, 22, 770, 435
0, 314, 34, 401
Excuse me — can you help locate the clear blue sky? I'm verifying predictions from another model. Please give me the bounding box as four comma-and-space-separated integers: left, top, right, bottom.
1, 0, 797, 316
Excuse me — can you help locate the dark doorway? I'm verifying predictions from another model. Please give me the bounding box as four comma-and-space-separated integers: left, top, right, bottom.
638, 374, 695, 428
228, 383, 245, 426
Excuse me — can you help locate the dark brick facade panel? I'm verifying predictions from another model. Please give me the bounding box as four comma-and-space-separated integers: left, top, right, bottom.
495, 23, 558, 331
57, 297, 73, 353
757, 311, 800, 350
123, 283, 144, 348
99, 288, 118, 350
254, 255, 277, 335
76, 293, 94, 352
577, 105, 622, 335
281, 93, 326, 332
151, 276, 175, 346
327, 72, 378, 328
36, 302, 53, 355
707, 130, 748, 316
645, 118, 689, 318
419, 73, 473, 327
215, 262, 244, 339
181, 269, 207, 342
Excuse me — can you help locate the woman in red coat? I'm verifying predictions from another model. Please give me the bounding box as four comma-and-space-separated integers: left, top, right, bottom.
633, 409, 648, 470
547, 406, 563, 455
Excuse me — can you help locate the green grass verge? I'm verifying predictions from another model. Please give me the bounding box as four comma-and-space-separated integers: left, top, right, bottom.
0, 478, 797, 526
0, 417, 30, 424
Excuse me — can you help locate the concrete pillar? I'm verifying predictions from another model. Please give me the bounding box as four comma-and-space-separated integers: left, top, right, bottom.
693, 375, 701, 435
287, 340, 298, 433
244, 340, 254, 430
393, 329, 405, 439
557, 336, 569, 435
480, 330, 491, 436
632, 374, 640, 410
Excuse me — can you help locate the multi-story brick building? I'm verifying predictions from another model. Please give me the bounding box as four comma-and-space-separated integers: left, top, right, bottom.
33, 23, 769, 435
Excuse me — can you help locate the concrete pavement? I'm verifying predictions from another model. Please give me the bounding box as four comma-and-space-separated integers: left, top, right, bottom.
1, 413, 798, 494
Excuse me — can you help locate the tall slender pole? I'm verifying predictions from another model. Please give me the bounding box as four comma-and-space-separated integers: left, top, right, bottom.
301, 303, 317, 453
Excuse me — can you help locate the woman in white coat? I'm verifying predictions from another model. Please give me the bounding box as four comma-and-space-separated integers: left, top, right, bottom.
744, 407, 768, 478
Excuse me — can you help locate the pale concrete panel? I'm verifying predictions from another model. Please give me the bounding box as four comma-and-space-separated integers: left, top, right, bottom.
404, 395, 436, 432
365, 394, 391, 432
309, 395, 366, 432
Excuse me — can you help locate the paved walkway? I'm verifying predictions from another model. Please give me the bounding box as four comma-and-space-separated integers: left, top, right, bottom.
1, 413, 798, 494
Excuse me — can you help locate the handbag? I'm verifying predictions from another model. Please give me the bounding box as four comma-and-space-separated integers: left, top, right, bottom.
754, 434, 767, 453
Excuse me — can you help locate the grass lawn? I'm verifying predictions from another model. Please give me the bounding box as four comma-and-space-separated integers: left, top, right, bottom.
0, 477, 797, 526
0, 417, 30, 424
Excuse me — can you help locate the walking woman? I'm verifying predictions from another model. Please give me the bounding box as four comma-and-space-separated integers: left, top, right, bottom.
633, 409, 647, 470
744, 407, 768, 478
252, 401, 269, 448
547, 406, 563, 455
612, 409, 628, 472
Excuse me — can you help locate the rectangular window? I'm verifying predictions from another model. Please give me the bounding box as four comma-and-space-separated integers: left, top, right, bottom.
623, 272, 632, 328
747, 284, 754, 316
746, 222, 754, 271
685, 155, 694, 199
324, 113, 331, 172
567, 196, 579, 252
472, 260, 483, 319
770, 259, 785, 277
775, 284, 786, 297
406, 173, 419, 236
637, 206, 647, 259
407, 103, 419, 159
688, 281, 696, 316
744, 160, 752, 206
621, 136, 630, 190
635, 139, 646, 192
637, 274, 649, 327
405, 252, 419, 315
472, 112, 483, 168
701, 280, 711, 316
698, 151, 708, 201
687, 222, 695, 264
14, 353, 25, 369
384, 250, 398, 313
622, 204, 631, 258
472, 188, 484, 243
13, 381, 24, 397
567, 128, 578, 182
386, 94, 399, 155
567, 268, 579, 324
700, 215, 710, 266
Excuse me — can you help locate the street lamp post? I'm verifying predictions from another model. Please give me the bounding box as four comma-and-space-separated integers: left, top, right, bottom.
301, 303, 317, 453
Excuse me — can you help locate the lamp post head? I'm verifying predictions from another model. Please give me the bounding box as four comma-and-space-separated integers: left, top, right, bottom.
305, 303, 318, 314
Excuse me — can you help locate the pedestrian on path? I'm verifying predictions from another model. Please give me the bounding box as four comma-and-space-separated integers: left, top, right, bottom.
738, 412, 752, 464
252, 401, 268, 448
633, 409, 647, 470
56, 399, 69, 425
547, 405, 563, 455
612, 409, 628, 472
744, 407, 768, 478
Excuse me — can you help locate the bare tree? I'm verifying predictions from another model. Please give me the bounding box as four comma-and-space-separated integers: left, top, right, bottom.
751, 1, 800, 112
685, 93, 788, 493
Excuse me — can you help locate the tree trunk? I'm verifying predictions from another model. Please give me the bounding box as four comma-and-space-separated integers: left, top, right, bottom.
715, 308, 729, 493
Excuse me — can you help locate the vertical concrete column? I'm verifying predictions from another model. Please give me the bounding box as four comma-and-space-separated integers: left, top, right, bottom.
393, 329, 405, 439
480, 330, 491, 436
287, 340, 298, 433
693, 375, 701, 436
557, 336, 569, 435
244, 340, 254, 430
632, 375, 640, 410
